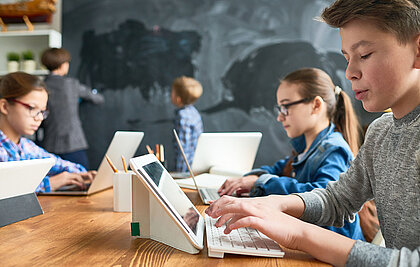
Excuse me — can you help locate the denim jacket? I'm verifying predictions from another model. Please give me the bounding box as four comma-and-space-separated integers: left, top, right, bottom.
247, 123, 365, 240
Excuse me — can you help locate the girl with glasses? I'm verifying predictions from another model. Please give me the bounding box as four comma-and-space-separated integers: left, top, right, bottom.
218, 67, 364, 240
0, 72, 96, 192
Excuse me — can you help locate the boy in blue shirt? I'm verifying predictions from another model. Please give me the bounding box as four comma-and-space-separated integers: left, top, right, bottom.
171, 76, 203, 172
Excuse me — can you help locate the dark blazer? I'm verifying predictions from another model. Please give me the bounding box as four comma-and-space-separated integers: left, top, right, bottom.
41, 74, 104, 154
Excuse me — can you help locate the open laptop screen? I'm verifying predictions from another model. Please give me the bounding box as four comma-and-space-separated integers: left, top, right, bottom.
191, 132, 262, 174
142, 161, 200, 234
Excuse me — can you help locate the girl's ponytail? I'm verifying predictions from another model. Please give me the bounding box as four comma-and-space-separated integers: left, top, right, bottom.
332, 87, 362, 156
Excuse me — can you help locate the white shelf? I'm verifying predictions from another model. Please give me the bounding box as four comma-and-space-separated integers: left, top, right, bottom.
0, 29, 57, 36
0, 29, 61, 75
0, 69, 49, 76
0, 29, 61, 47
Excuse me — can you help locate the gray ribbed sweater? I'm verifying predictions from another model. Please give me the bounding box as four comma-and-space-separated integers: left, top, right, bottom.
298, 105, 420, 267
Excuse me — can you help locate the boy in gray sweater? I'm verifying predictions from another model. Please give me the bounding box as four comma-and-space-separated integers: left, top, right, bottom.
41, 48, 104, 169
205, 0, 420, 266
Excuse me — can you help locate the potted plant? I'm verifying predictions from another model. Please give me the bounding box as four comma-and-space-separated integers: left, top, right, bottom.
22, 50, 36, 73
7, 52, 20, 72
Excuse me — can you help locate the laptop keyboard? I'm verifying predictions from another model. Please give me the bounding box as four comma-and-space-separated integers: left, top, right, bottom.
205, 215, 284, 258
199, 188, 220, 202
56, 183, 91, 192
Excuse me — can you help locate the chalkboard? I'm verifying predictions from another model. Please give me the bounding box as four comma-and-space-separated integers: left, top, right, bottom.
62, 0, 382, 170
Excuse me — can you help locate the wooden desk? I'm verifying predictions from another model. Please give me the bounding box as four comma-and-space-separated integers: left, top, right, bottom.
0, 189, 329, 266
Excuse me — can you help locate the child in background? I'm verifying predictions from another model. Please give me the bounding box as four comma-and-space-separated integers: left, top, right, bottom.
40, 48, 104, 169
0, 72, 96, 192
206, 0, 420, 266
219, 68, 364, 240
171, 76, 203, 172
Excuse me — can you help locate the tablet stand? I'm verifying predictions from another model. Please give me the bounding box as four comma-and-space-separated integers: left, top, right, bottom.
130, 175, 200, 254
0, 192, 43, 227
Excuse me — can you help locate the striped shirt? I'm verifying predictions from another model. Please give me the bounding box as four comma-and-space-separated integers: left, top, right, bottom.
174, 105, 203, 172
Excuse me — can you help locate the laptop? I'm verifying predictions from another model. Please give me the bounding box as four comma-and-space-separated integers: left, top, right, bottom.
0, 158, 55, 227
173, 129, 220, 204
175, 132, 262, 190
40, 131, 144, 195
191, 132, 262, 174
130, 154, 284, 258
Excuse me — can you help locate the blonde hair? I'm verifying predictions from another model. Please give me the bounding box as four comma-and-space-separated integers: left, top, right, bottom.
171, 76, 203, 105
281, 68, 361, 156
321, 0, 420, 44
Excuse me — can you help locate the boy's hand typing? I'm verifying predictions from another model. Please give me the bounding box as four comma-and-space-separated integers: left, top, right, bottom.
205, 195, 306, 250
218, 175, 258, 196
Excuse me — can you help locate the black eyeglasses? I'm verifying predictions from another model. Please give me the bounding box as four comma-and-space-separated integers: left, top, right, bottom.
274, 98, 312, 117
9, 99, 49, 120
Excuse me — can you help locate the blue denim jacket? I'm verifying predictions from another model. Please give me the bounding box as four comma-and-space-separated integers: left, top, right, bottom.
247, 124, 365, 240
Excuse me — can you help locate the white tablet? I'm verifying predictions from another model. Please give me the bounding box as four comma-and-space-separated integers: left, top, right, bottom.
130, 154, 204, 249
0, 158, 55, 200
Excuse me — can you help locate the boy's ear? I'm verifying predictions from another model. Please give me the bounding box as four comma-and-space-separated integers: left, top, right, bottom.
58, 63, 66, 72
0, 99, 9, 115
176, 96, 183, 106
414, 34, 420, 69
54, 62, 69, 75
311, 96, 323, 114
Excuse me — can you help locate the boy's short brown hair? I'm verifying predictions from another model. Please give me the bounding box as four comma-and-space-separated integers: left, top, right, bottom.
321, 0, 420, 44
41, 48, 71, 71
172, 76, 203, 105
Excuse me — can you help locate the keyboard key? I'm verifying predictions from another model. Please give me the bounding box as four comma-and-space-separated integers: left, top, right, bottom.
232, 240, 245, 248
243, 240, 257, 249
266, 241, 282, 252
254, 240, 269, 251
220, 236, 232, 247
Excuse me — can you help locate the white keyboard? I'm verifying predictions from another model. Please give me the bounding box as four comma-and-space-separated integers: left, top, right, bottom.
199, 188, 220, 202
205, 215, 285, 258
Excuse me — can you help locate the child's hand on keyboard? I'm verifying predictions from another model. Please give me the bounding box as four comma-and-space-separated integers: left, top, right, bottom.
205, 195, 306, 250
218, 175, 258, 196
50, 171, 87, 191
80, 170, 97, 184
